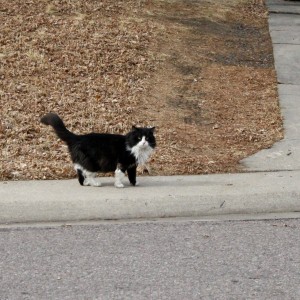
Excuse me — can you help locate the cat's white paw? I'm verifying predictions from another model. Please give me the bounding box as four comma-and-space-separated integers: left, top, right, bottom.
84, 178, 102, 187
114, 182, 125, 188
91, 178, 102, 187
83, 180, 91, 186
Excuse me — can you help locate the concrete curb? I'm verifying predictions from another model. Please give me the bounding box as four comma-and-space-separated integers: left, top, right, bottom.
1, 171, 300, 224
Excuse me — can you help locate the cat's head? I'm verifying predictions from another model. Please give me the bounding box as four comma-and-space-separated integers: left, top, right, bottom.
126, 126, 156, 150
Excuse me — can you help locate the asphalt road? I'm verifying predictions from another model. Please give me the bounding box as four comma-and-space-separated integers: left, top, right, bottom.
1, 218, 299, 300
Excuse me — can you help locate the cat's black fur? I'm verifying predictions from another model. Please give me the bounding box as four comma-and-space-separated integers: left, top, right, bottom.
41, 113, 156, 187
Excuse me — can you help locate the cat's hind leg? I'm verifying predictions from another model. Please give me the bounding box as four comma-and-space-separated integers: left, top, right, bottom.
74, 164, 102, 187
77, 169, 85, 186
84, 172, 102, 187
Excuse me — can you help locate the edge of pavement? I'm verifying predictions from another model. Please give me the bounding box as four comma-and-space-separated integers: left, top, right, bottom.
1, 171, 300, 224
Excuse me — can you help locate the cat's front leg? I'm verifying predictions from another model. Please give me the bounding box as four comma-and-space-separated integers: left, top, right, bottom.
114, 168, 125, 188
128, 166, 139, 186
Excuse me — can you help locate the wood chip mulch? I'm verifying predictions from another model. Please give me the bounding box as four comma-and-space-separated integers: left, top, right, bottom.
0, 0, 283, 180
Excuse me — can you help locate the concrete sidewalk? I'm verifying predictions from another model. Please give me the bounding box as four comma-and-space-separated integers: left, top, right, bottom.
241, 0, 300, 171
1, 171, 300, 224
1, 0, 300, 224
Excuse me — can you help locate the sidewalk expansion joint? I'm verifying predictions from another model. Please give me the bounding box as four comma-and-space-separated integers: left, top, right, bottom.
269, 11, 300, 16
240, 168, 300, 174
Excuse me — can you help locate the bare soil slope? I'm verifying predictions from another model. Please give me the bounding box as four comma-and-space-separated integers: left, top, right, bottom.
0, 0, 283, 180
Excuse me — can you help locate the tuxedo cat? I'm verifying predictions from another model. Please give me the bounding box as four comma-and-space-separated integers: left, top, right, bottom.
41, 113, 156, 188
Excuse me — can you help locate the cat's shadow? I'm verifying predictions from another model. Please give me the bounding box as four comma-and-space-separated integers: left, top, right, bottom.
141, 180, 223, 188
70, 177, 229, 189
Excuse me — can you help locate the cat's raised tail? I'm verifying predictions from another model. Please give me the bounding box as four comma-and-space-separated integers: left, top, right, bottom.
41, 113, 76, 143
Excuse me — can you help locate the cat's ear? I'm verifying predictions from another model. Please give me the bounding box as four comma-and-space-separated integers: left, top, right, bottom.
149, 126, 155, 133
132, 125, 138, 131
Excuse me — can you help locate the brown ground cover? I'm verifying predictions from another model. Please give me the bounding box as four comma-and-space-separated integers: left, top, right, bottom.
0, 0, 283, 180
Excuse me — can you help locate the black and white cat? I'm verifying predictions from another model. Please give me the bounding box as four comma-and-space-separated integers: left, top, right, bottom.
41, 113, 156, 188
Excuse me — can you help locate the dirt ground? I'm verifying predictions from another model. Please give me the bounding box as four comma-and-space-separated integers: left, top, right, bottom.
0, 0, 283, 180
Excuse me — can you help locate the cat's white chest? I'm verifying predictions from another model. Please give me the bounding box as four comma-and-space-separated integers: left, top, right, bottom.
129, 143, 153, 165
134, 147, 153, 165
